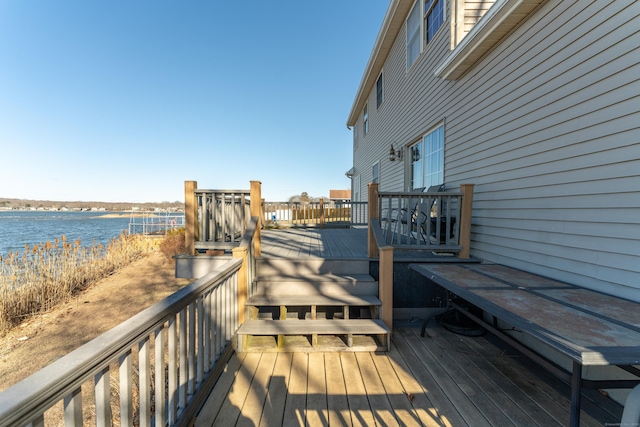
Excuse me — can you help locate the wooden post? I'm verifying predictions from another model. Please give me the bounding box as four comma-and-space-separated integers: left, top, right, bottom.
184, 180, 198, 256
250, 181, 262, 257
458, 183, 475, 259
319, 198, 325, 229
379, 245, 394, 335
233, 247, 248, 324
368, 183, 380, 258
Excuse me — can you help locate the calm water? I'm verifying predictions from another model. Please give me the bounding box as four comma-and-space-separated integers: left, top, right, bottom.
0, 211, 133, 256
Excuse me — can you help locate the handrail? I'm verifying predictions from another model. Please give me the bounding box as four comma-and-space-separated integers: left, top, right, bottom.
0, 259, 242, 427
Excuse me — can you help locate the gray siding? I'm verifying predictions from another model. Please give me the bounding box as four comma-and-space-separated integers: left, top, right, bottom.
352, 0, 640, 300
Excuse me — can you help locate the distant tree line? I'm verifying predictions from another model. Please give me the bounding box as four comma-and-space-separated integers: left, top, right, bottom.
0, 198, 184, 212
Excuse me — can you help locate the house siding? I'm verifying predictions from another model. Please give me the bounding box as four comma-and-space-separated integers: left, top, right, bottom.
351, 0, 640, 301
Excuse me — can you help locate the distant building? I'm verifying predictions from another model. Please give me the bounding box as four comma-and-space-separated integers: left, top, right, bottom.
329, 189, 351, 201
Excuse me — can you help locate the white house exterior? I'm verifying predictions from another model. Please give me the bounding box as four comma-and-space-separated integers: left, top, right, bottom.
347, 0, 640, 302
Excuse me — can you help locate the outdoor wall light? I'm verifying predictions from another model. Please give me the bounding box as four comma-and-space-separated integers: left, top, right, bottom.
389, 143, 403, 162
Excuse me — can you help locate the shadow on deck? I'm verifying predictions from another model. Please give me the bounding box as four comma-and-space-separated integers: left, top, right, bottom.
195, 323, 622, 426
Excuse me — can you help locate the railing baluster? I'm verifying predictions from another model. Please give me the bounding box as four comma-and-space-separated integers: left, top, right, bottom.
204, 291, 211, 373
63, 387, 83, 426
119, 350, 133, 426
179, 309, 188, 411
26, 414, 44, 427
139, 336, 151, 427
197, 296, 204, 385
95, 367, 111, 427
188, 303, 196, 397
154, 326, 166, 427
168, 315, 178, 424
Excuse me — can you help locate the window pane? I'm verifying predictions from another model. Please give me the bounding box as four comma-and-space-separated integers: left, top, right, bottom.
422, 125, 444, 188
406, 1, 421, 68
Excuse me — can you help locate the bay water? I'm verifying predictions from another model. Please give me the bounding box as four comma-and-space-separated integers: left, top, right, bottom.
0, 211, 133, 256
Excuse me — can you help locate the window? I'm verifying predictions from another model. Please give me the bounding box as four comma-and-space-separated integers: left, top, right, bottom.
424, 0, 444, 44
407, 0, 444, 69
363, 104, 369, 135
410, 124, 444, 190
372, 162, 379, 184
406, 1, 421, 69
353, 175, 361, 202
376, 72, 383, 108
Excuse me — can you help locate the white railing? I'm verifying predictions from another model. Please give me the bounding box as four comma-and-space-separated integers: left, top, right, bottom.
262, 200, 368, 227
0, 259, 242, 427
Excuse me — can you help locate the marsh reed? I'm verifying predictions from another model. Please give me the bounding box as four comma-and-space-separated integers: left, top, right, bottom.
0, 232, 157, 335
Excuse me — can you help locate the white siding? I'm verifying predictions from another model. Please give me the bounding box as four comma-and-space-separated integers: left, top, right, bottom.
352, 0, 640, 300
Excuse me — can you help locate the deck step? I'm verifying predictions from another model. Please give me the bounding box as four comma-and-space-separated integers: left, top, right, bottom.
254, 274, 378, 296
236, 319, 390, 352
246, 294, 381, 307
256, 258, 370, 276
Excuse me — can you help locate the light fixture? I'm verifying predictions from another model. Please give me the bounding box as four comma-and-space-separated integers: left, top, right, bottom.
389, 143, 403, 162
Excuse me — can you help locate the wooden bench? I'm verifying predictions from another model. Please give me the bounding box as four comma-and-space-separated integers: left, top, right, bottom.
411, 263, 640, 427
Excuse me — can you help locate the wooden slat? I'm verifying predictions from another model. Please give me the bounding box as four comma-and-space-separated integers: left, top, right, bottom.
305, 353, 328, 425
341, 352, 376, 426
246, 295, 381, 307
195, 326, 623, 426
211, 352, 260, 427
258, 353, 292, 427
236, 353, 277, 427
325, 352, 352, 426
237, 319, 389, 336
355, 352, 399, 426
282, 353, 308, 426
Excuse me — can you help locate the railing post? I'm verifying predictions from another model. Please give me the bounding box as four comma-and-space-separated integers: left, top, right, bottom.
250, 181, 262, 257
233, 247, 248, 324
458, 183, 475, 259
379, 245, 394, 335
185, 180, 198, 256
368, 183, 380, 258
319, 198, 325, 228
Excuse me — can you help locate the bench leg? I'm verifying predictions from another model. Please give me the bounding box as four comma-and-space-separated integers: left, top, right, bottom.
570, 361, 582, 427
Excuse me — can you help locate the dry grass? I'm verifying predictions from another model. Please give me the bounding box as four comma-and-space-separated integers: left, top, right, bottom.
0, 232, 157, 336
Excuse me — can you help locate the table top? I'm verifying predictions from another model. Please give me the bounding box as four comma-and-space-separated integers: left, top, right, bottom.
411, 263, 640, 366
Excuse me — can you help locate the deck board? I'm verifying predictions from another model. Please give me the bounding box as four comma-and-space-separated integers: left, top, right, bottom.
196, 324, 623, 426
261, 228, 369, 259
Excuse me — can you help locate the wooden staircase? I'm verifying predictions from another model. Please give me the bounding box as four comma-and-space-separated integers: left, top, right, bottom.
236, 258, 390, 352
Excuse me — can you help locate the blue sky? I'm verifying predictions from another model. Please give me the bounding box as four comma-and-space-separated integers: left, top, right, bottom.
0, 1, 388, 203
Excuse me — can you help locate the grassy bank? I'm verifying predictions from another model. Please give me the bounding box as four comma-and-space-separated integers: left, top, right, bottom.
0, 233, 158, 336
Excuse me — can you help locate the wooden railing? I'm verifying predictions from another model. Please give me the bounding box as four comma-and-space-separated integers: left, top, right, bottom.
262, 200, 368, 228
0, 213, 261, 427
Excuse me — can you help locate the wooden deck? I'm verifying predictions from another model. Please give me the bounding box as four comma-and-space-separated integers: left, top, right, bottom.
261, 228, 369, 259
195, 323, 622, 427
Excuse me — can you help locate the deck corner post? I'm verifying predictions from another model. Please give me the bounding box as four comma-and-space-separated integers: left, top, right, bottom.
184, 180, 198, 256
250, 180, 262, 257
458, 183, 474, 259
319, 198, 325, 229
368, 183, 380, 258
233, 246, 248, 324
379, 245, 394, 336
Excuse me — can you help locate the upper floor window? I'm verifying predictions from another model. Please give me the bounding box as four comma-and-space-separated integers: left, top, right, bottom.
407, 0, 445, 70
410, 124, 444, 190
424, 0, 444, 44
376, 72, 383, 108
406, 1, 421, 69
363, 104, 369, 135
